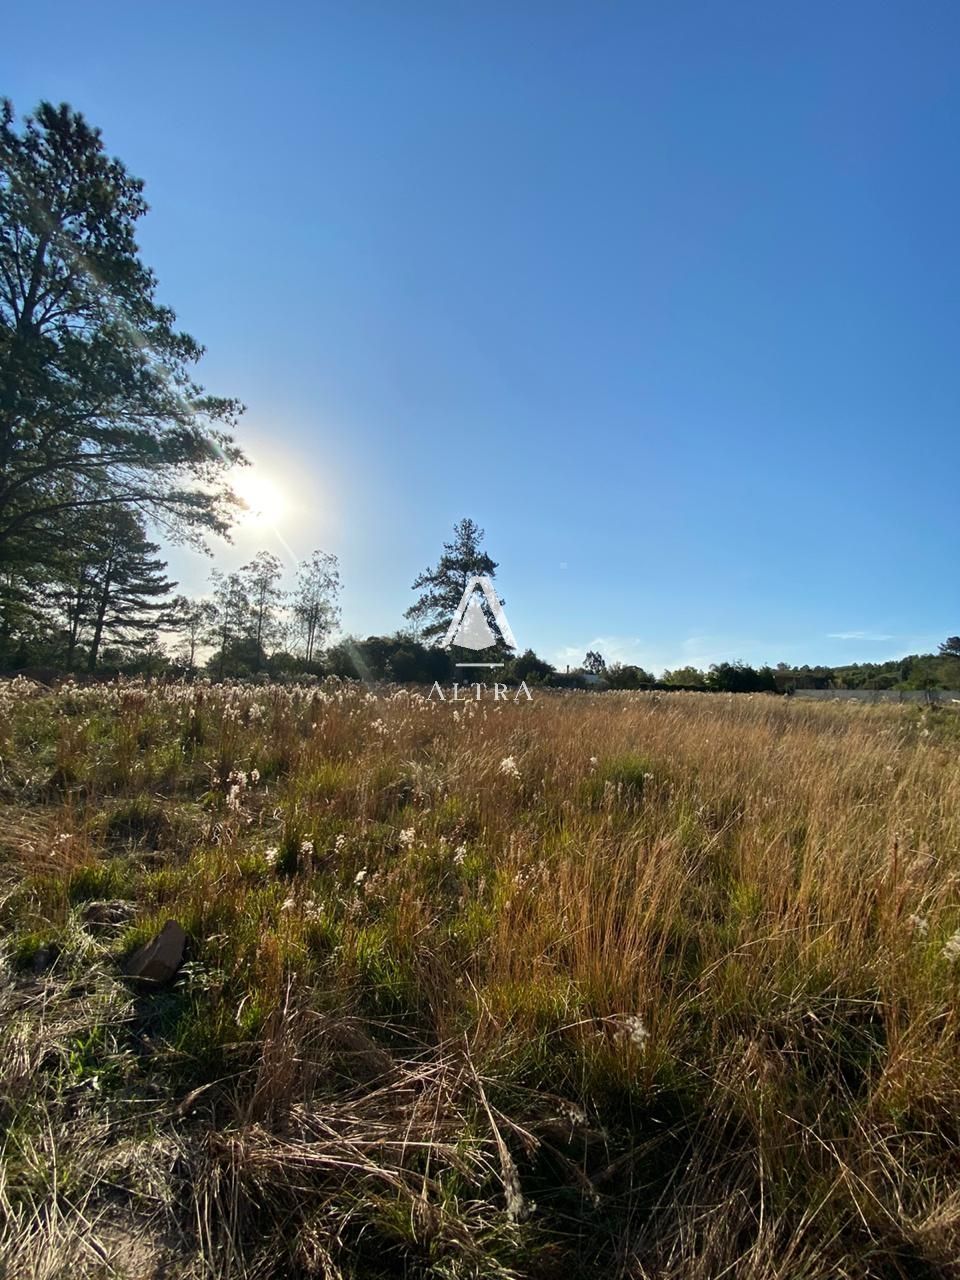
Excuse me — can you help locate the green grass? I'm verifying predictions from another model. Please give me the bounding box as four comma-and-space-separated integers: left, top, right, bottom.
1, 678, 960, 1278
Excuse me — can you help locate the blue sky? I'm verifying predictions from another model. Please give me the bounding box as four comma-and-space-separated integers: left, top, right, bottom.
5, 1, 959, 672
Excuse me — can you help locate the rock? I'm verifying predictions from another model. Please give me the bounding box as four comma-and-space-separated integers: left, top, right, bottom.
81, 900, 136, 932
125, 920, 186, 985
31, 942, 60, 974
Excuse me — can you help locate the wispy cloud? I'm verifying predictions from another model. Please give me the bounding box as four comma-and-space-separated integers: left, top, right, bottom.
679, 635, 726, 666
552, 634, 737, 674
828, 631, 895, 642
552, 635, 656, 672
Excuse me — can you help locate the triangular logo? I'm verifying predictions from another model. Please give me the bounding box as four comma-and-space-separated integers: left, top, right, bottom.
453, 597, 496, 650
441, 575, 517, 651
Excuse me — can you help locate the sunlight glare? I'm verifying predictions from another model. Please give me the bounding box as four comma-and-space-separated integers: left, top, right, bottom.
231, 466, 287, 526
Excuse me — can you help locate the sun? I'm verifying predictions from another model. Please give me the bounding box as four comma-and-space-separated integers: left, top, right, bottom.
230, 466, 287, 526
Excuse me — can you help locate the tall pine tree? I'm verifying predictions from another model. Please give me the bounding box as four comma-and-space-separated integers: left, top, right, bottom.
405, 518, 501, 643
0, 100, 244, 574
44, 505, 175, 670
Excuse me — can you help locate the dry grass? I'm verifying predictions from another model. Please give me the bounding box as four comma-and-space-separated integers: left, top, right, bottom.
1, 678, 960, 1278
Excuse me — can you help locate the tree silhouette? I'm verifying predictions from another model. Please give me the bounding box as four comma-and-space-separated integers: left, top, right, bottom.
294, 551, 341, 664
405, 518, 499, 642
584, 650, 607, 675
240, 551, 285, 669
0, 100, 244, 576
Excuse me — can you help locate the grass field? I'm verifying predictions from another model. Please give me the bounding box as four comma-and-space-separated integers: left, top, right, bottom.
2, 678, 960, 1279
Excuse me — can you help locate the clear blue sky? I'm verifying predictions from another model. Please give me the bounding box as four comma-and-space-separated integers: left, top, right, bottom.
6, 1, 959, 672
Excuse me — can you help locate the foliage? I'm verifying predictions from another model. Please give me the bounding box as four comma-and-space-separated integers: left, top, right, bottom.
293, 549, 340, 664
239, 551, 285, 670
0, 100, 244, 563
0, 99, 243, 671
661, 665, 706, 687
1, 504, 176, 671
204, 571, 250, 677
781, 648, 960, 692
326, 632, 454, 683
405, 517, 500, 642
605, 662, 654, 689
168, 594, 216, 672
505, 647, 555, 684
705, 660, 777, 693
73, 506, 175, 671
583, 650, 606, 675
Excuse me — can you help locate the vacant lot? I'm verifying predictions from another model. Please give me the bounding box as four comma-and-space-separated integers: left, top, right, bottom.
1, 680, 959, 1279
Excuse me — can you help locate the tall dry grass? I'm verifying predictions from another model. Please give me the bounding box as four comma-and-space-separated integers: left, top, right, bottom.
1, 678, 960, 1278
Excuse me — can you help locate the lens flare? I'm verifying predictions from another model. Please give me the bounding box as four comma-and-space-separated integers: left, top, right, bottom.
231, 467, 286, 526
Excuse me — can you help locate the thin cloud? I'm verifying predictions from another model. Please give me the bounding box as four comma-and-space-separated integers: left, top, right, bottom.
828, 631, 895, 642
553, 636, 654, 670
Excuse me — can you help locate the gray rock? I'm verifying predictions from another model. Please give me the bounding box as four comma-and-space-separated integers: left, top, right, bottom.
125, 920, 186, 985
82, 899, 136, 932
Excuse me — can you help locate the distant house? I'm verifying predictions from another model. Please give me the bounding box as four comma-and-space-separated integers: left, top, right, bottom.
579, 671, 607, 688
550, 667, 610, 690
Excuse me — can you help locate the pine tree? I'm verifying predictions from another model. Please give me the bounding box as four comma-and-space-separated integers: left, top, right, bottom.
38, 503, 173, 670
405, 518, 500, 642
0, 100, 244, 574
82, 508, 176, 670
